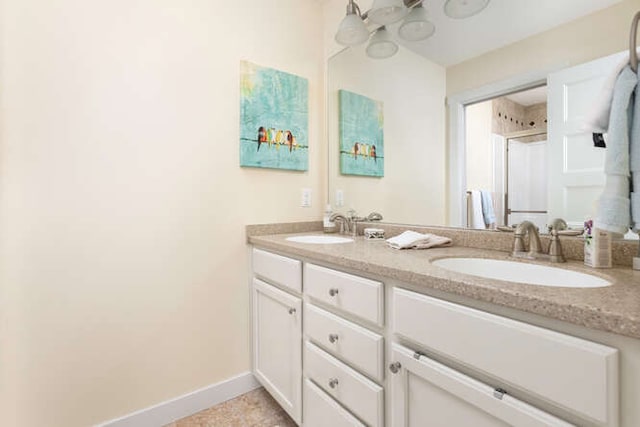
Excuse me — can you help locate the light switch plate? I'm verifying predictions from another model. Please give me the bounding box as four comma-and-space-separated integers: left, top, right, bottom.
301, 188, 312, 207
336, 189, 344, 207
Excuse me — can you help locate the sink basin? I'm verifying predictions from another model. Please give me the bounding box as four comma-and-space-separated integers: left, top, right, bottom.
432, 257, 611, 288
286, 235, 354, 244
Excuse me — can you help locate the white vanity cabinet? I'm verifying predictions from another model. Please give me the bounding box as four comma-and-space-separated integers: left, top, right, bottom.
252, 249, 303, 424
250, 246, 624, 427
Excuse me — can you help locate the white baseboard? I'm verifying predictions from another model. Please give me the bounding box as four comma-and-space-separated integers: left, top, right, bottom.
96, 372, 260, 427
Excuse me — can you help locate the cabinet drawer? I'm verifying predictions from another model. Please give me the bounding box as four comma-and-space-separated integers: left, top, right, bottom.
304, 341, 383, 427
393, 288, 618, 426
305, 303, 384, 382
303, 378, 365, 427
252, 248, 301, 293
305, 263, 383, 326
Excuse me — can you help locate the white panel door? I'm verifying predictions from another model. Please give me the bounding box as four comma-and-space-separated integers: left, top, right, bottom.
389, 344, 574, 427
548, 52, 626, 228
253, 278, 302, 424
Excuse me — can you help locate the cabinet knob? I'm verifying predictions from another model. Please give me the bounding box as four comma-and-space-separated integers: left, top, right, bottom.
329, 333, 339, 343
288, 307, 296, 315
389, 362, 402, 374
329, 288, 339, 297
329, 378, 339, 389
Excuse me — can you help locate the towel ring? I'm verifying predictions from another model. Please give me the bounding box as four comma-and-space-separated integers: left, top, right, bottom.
631, 11, 640, 72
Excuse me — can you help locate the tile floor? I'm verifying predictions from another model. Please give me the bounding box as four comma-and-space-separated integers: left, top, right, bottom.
164, 387, 297, 427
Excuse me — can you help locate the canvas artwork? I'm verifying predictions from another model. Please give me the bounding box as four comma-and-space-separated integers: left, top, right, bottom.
339, 89, 384, 177
239, 61, 309, 171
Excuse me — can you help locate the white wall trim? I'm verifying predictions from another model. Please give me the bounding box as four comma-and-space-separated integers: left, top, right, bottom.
447, 62, 568, 227
96, 372, 260, 427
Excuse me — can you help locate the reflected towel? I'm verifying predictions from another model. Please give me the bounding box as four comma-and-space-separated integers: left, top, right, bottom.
386, 231, 452, 250
584, 49, 640, 133
480, 190, 496, 227
469, 190, 485, 229
595, 66, 637, 235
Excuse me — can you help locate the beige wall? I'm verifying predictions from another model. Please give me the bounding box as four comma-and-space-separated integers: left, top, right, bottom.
0, 1, 324, 426
447, 0, 640, 96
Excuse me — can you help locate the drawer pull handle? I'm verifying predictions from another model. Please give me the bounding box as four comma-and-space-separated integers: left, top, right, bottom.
329, 288, 339, 297
493, 388, 507, 400
329, 334, 339, 343
329, 378, 339, 389
288, 308, 296, 315
389, 362, 402, 374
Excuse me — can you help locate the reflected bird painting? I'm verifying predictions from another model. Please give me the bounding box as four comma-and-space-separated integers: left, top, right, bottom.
339, 89, 384, 177
240, 61, 308, 171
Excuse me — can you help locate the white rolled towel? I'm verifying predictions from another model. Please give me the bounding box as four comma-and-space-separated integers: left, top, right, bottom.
386, 231, 452, 250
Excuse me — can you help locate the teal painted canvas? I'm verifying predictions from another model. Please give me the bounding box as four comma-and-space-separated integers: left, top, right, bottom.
339, 90, 384, 177
240, 61, 308, 171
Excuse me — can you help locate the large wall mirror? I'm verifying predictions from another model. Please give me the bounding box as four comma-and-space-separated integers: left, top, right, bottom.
327, 0, 638, 238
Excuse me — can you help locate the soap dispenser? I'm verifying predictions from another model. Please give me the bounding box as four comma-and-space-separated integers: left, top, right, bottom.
323, 204, 336, 233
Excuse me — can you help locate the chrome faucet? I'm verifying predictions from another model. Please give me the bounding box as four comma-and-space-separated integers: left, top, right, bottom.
330, 210, 383, 237
329, 213, 350, 234
512, 220, 565, 263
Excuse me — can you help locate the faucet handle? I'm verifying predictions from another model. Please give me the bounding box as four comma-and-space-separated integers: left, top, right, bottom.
548, 229, 566, 262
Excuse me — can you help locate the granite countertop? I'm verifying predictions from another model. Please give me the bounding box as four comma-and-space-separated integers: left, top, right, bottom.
248, 230, 640, 340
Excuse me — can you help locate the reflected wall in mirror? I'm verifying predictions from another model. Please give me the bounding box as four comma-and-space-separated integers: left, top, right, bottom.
327, 0, 639, 237
328, 43, 446, 225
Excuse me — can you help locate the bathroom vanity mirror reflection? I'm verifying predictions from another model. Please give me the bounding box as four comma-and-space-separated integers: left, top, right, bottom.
326, 0, 639, 237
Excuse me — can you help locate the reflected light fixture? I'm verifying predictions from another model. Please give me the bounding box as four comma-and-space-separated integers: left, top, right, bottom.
366, 26, 399, 59
398, 3, 435, 41
368, 0, 408, 25
443, 0, 490, 19
335, 0, 370, 46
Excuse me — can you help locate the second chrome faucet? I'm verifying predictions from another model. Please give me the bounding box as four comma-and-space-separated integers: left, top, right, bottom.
512, 220, 566, 263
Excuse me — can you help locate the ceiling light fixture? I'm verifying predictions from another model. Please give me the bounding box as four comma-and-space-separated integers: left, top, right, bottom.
366, 26, 399, 59
368, 0, 408, 25
398, 3, 435, 41
334, 0, 490, 58
443, 0, 490, 19
335, 0, 370, 46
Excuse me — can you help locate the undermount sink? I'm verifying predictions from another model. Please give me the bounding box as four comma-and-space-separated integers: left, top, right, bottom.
432, 257, 611, 288
286, 235, 354, 244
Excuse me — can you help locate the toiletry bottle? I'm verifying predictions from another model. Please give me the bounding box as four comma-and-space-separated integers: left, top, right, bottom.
323, 204, 336, 233
584, 223, 612, 268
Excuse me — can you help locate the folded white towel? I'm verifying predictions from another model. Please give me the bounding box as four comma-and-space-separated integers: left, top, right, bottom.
584, 49, 640, 134
468, 190, 485, 229
386, 231, 452, 250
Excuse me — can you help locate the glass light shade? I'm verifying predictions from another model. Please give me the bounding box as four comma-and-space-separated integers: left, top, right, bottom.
398, 6, 435, 41
368, 0, 408, 25
366, 27, 398, 59
335, 13, 370, 46
444, 0, 490, 19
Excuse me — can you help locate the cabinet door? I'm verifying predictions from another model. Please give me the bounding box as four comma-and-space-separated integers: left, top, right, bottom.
253, 278, 302, 424
389, 344, 574, 427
